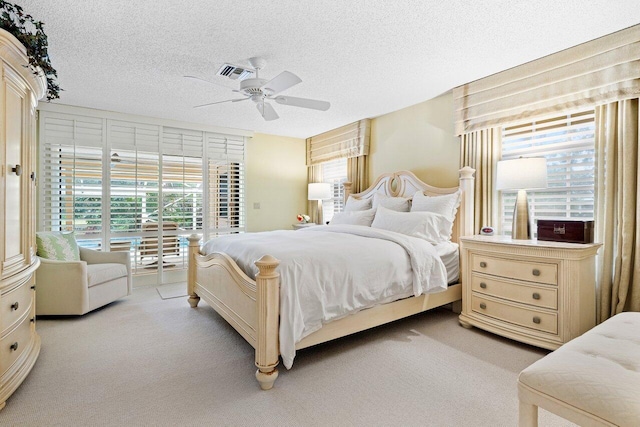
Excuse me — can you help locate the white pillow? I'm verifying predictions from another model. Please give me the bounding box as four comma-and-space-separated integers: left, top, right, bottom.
372, 193, 411, 212
330, 208, 376, 226
411, 190, 461, 221
344, 196, 372, 212
371, 206, 452, 243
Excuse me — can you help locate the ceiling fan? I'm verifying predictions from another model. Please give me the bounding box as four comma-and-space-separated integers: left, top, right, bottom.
185, 57, 330, 121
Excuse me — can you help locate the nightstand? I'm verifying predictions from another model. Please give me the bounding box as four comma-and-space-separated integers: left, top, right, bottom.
458, 235, 601, 350
292, 223, 317, 230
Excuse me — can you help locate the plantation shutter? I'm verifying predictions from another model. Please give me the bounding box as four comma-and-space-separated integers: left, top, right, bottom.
320, 158, 347, 222
500, 110, 595, 235
39, 108, 248, 283
205, 132, 246, 238
40, 114, 104, 246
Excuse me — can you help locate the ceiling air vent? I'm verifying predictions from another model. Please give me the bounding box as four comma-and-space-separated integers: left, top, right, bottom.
216, 63, 254, 80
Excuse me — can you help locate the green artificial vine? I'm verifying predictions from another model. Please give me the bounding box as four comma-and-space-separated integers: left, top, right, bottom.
0, 0, 60, 100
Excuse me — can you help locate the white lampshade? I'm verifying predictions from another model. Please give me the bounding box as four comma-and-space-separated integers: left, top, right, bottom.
308, 183, 332, 201
496, 157, 548, 191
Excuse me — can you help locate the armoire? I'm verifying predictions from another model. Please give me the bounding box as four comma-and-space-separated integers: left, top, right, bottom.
0, 28, 46, 410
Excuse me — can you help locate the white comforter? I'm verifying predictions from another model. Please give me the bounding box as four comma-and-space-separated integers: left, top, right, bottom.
201, 224, 448, 369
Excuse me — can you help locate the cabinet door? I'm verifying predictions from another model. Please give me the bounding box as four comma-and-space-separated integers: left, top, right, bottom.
1, 66, 29, 278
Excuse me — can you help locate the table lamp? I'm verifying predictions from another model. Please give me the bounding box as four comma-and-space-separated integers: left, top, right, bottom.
496, 157, 548, 240
308, 183, 332, 225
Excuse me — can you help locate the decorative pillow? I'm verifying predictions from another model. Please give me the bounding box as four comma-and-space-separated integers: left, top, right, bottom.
330, 208, 376, 226
371, 206, 452, 243
372, 193, 411, 212
344, 196, 372, 212
36, 232, 80, 261
411, 190, 462, 222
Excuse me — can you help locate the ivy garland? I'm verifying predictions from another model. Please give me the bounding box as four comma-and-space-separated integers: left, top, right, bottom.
0, 0, 60, 100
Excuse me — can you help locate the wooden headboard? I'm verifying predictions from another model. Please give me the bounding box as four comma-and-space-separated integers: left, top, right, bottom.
343, 167, 476, 243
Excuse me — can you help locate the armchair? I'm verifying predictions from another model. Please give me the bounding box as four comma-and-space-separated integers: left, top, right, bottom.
36, 241, 132, 315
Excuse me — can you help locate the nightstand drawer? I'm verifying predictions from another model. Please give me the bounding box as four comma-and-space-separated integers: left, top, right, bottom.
471, 295, 558, 335
471, 254, 557, 285
471, 274, 558, 309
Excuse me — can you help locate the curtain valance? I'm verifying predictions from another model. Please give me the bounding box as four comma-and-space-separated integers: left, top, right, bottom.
306, 119, 370, 165
453, 24, 640, 135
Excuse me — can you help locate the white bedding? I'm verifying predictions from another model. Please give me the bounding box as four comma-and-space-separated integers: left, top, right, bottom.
201, 224, 448, 369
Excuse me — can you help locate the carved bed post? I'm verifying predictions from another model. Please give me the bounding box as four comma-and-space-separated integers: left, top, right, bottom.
254, 255, 281, 390
343, 181, 352, 202
187, 234, 201, 308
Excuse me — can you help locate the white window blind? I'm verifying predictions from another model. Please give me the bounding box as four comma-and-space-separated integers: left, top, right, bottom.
39, 111, 246, 282
500, 110, 595, 236
321, 158, 347, 222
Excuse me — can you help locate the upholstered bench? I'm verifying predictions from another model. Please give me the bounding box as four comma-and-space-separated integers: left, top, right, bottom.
518, 312, 640, 427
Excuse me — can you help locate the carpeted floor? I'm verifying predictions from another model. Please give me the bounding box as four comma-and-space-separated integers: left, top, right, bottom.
0, 286, 575, 426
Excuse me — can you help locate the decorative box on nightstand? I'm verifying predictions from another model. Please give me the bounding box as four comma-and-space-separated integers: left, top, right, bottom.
292, 223, 318, 230
458, 235, 601, 350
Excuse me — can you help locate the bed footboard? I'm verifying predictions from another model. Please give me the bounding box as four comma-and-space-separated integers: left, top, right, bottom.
187, 235, 281, 390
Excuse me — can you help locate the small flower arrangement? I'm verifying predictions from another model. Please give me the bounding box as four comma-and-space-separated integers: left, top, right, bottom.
296, 214, 311, 223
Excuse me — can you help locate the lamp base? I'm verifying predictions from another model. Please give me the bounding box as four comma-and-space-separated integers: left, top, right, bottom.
316, 200, 324, 225
512, 189, 532, 240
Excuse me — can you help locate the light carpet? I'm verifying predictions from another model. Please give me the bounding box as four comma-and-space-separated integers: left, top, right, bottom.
0, 286, 575, 426
156, 282, 188, 300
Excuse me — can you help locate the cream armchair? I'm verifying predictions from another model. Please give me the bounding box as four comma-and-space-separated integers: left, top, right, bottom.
36, 247, 132, 315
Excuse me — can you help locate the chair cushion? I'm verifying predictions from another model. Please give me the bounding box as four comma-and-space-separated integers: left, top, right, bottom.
86, 263, 128, 287
518, 312, 640, 426
36, 232, 80, 261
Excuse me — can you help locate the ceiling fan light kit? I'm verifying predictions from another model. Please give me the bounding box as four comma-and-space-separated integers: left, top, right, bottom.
187, 57, 330, 121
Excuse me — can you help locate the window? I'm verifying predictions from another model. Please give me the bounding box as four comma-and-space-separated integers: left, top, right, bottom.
320, 158, 348, 222
500, 110, 595, 236
39, 112, 246, 281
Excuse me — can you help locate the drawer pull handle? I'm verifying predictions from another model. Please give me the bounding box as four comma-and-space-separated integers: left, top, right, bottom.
479, 282, 487, 289
532, 316, 541, 324
11, 164, 22, 176
10, 342, 18, 352
30, 317, 35, 323
532, 269, 541, 276
532, 293, 541, 300
479, 262, 487, 268
479, 302, 487, 309
11, 302, 19, 311
31, 285, 36, 290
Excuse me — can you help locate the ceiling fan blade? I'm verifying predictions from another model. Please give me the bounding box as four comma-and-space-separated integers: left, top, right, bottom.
184, 75, 233, 89
273, 95, 330, 111
256, 102, 279, 121
261, 71, 302, 95
194, 98, 249, 108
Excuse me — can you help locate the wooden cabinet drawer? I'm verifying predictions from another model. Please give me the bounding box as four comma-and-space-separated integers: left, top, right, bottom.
1, 278, 33, 333
471, 274, 558, 309
471, 294, 558, 335
0, 315, 32, 376
471, 254, 557, 285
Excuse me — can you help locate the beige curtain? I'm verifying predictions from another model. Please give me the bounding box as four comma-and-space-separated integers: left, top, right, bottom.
595, 98, 640, 321
307, 164, 322, 223
453, 24, 640, 135
460, 128, 501, 234
347, 155, 368, 194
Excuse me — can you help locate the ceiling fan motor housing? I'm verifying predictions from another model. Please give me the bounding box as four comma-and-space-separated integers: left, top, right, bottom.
240, 78, 268, 99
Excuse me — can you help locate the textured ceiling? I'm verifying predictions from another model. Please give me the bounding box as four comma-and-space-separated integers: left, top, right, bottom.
16, 0, 640, 138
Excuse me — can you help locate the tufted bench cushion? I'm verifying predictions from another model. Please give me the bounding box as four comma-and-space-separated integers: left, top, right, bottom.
517, 312, 640, 426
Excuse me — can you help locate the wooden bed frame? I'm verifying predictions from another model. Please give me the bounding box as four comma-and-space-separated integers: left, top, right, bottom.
187, 167, 475, 390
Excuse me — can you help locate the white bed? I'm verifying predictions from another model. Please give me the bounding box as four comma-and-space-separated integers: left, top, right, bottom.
187, 167, 475, 389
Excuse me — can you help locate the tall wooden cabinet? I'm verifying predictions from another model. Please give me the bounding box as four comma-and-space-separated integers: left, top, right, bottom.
0, 29, 46, 410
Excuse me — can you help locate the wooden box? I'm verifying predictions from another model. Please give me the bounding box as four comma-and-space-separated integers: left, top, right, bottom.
537, 220, 594, 244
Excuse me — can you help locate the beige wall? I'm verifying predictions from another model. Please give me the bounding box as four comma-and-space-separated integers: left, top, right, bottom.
245, 133, 307, 232
368, 91, 460, 188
